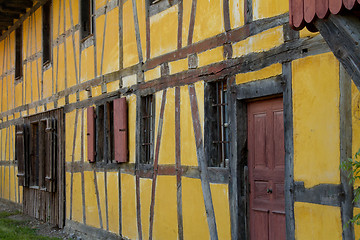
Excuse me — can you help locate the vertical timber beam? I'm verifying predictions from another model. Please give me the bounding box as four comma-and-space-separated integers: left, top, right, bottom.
188, 85, 218, 240
283, 62, 295, 240
175, 87, 184, 240
187, 0, 197, 45
132, 0, 143, 63
339, 64, 354, 239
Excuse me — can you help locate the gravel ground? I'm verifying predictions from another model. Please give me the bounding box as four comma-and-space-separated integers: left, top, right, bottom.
0, 199, 89, 240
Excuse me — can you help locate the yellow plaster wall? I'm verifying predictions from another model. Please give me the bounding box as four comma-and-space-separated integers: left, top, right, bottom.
158, 88, 175, 165
65, 110, 82, 163
65, 33, 80, 88
65, 0, 79, 29
80, 46, 95, 83
144, 66, 161, 82
182, 177, 210, 239
198, 46, 224, 68
123, 0, 139, 68
292, 53, 340, 188
236, 63, 282, 84
96, 171, 107, 229
150, 5, 178, 58
354, 208, 360, 239
229, 0, 244, 29
169, 58, 188, 75
140, 178, 152, 239
233, 26, 284, 58
153, 176, 178, 240
96, 8, 119, 76
43, 68, 53, 98
84, 171, 101, 228
193, 0, 224, 43
210, 183, 231, 240
72, 172, 83, 223
107, 171, 120, 234
253, 0, 288, 20
294, 202, 342, 239
182, 0, 192, 47
121, 173, 137, 240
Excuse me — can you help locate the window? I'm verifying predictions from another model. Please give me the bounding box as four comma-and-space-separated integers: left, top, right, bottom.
140, 94, 155, 164
87, 98, 128, 163
16, 117, 57, 192
205, 79, 230, 167
15, 26, 22, 80
80, 0, 93, 40
42, 0, 51, 65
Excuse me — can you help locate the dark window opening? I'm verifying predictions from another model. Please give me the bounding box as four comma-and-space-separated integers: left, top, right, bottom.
15, 26, 22, 80
42, 0, 51, 65
140, 94, 155, 164
95, 102, 115, 163
205, 79, 230, 167
80, 0, 93, 40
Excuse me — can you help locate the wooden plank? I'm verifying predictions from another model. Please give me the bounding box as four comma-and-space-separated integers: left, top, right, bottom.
187, 0, 197, 45
175, 87, 184, 240
177, 0, 183, 49
329, 0, 343, 16
316, 0, 329, 19
343, 0, 356, 9
188, 85, 218, 240
304, 0, 316, 23
93, 170, 104, 229
87, 107, 96, 163
118, 169, 122, 236
339, 64, 354, 239
244, 0, 253, 24
135, 174, 143, 240
282, 62, 295, 240
223, 0, 231, 32
69, 109, 79, 220
80, 109, 86, 224
68, 0, 80, 85
100, 0, 110, 76
104, 170, 109, 231
132, 0, 144, 62
148, 89, 167, 240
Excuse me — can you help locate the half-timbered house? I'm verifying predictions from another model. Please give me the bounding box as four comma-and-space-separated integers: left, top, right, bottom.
0, 0, 360, 239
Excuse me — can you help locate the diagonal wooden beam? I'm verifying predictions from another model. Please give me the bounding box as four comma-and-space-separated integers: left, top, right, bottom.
315, 14, 360, 90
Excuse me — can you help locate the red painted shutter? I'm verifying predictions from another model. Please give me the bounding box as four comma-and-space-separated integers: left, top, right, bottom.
16, 124, 26, 186
87, 107, 96, 163
113, 98, 128, 163
45, 118, 57, 192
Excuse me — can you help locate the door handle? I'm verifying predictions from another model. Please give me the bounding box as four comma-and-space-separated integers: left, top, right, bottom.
267, 188, 273, 194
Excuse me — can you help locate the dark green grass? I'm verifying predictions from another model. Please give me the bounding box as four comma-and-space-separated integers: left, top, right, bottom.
0, 211, 60, 240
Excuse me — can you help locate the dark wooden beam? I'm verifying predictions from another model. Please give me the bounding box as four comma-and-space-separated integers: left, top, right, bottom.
315, 14, 360, 90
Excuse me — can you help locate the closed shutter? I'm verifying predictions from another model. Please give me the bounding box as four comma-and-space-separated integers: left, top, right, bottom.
16, 124, 27, 186
87, 107, 96, 163
45, 118, 57, 192
113, 98, 128, 163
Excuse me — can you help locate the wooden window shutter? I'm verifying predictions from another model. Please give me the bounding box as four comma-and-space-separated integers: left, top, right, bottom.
16, 124, 27, 186
87, 107, 96, 162
113, 98, 128, 163
45, 118, 57, 192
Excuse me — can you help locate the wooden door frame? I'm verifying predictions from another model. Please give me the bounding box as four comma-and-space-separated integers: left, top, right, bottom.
23, 107, 65, 228
228, 63, 294, 240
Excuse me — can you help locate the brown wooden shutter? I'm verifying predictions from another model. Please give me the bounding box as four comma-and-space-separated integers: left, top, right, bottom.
16, 124, 26, 186
45, 118, 57, 192
87, 107, 96, 163
113, 98, 128, 163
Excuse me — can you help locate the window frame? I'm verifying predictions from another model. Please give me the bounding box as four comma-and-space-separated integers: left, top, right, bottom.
204, 79, 230, 168
80, 0, 94, 40
15, 25, 22, 80
42, 0, 52, 66
139, 94, 155, 165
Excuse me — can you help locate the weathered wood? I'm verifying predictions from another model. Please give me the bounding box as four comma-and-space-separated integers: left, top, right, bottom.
132, 0, 143, 63
135, 174, 143, 240
69, 109, 79, 220
315, 14, 360, 91
80, 109, 86, 224
188, 85, 218, 240
93, 169, 104, 229
282, 62, 295, 240
148, 90, 167, 240
187, 0, 197, 45
177, 0, 183, 49
244, 0, 252, 24
339, 64, 354, 239
175, 87, 183, 240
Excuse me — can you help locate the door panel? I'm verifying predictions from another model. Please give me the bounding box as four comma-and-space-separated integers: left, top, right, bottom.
248, 97, 285, 240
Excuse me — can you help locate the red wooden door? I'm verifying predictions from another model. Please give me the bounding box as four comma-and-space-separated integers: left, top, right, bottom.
247, 97, 285, 240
